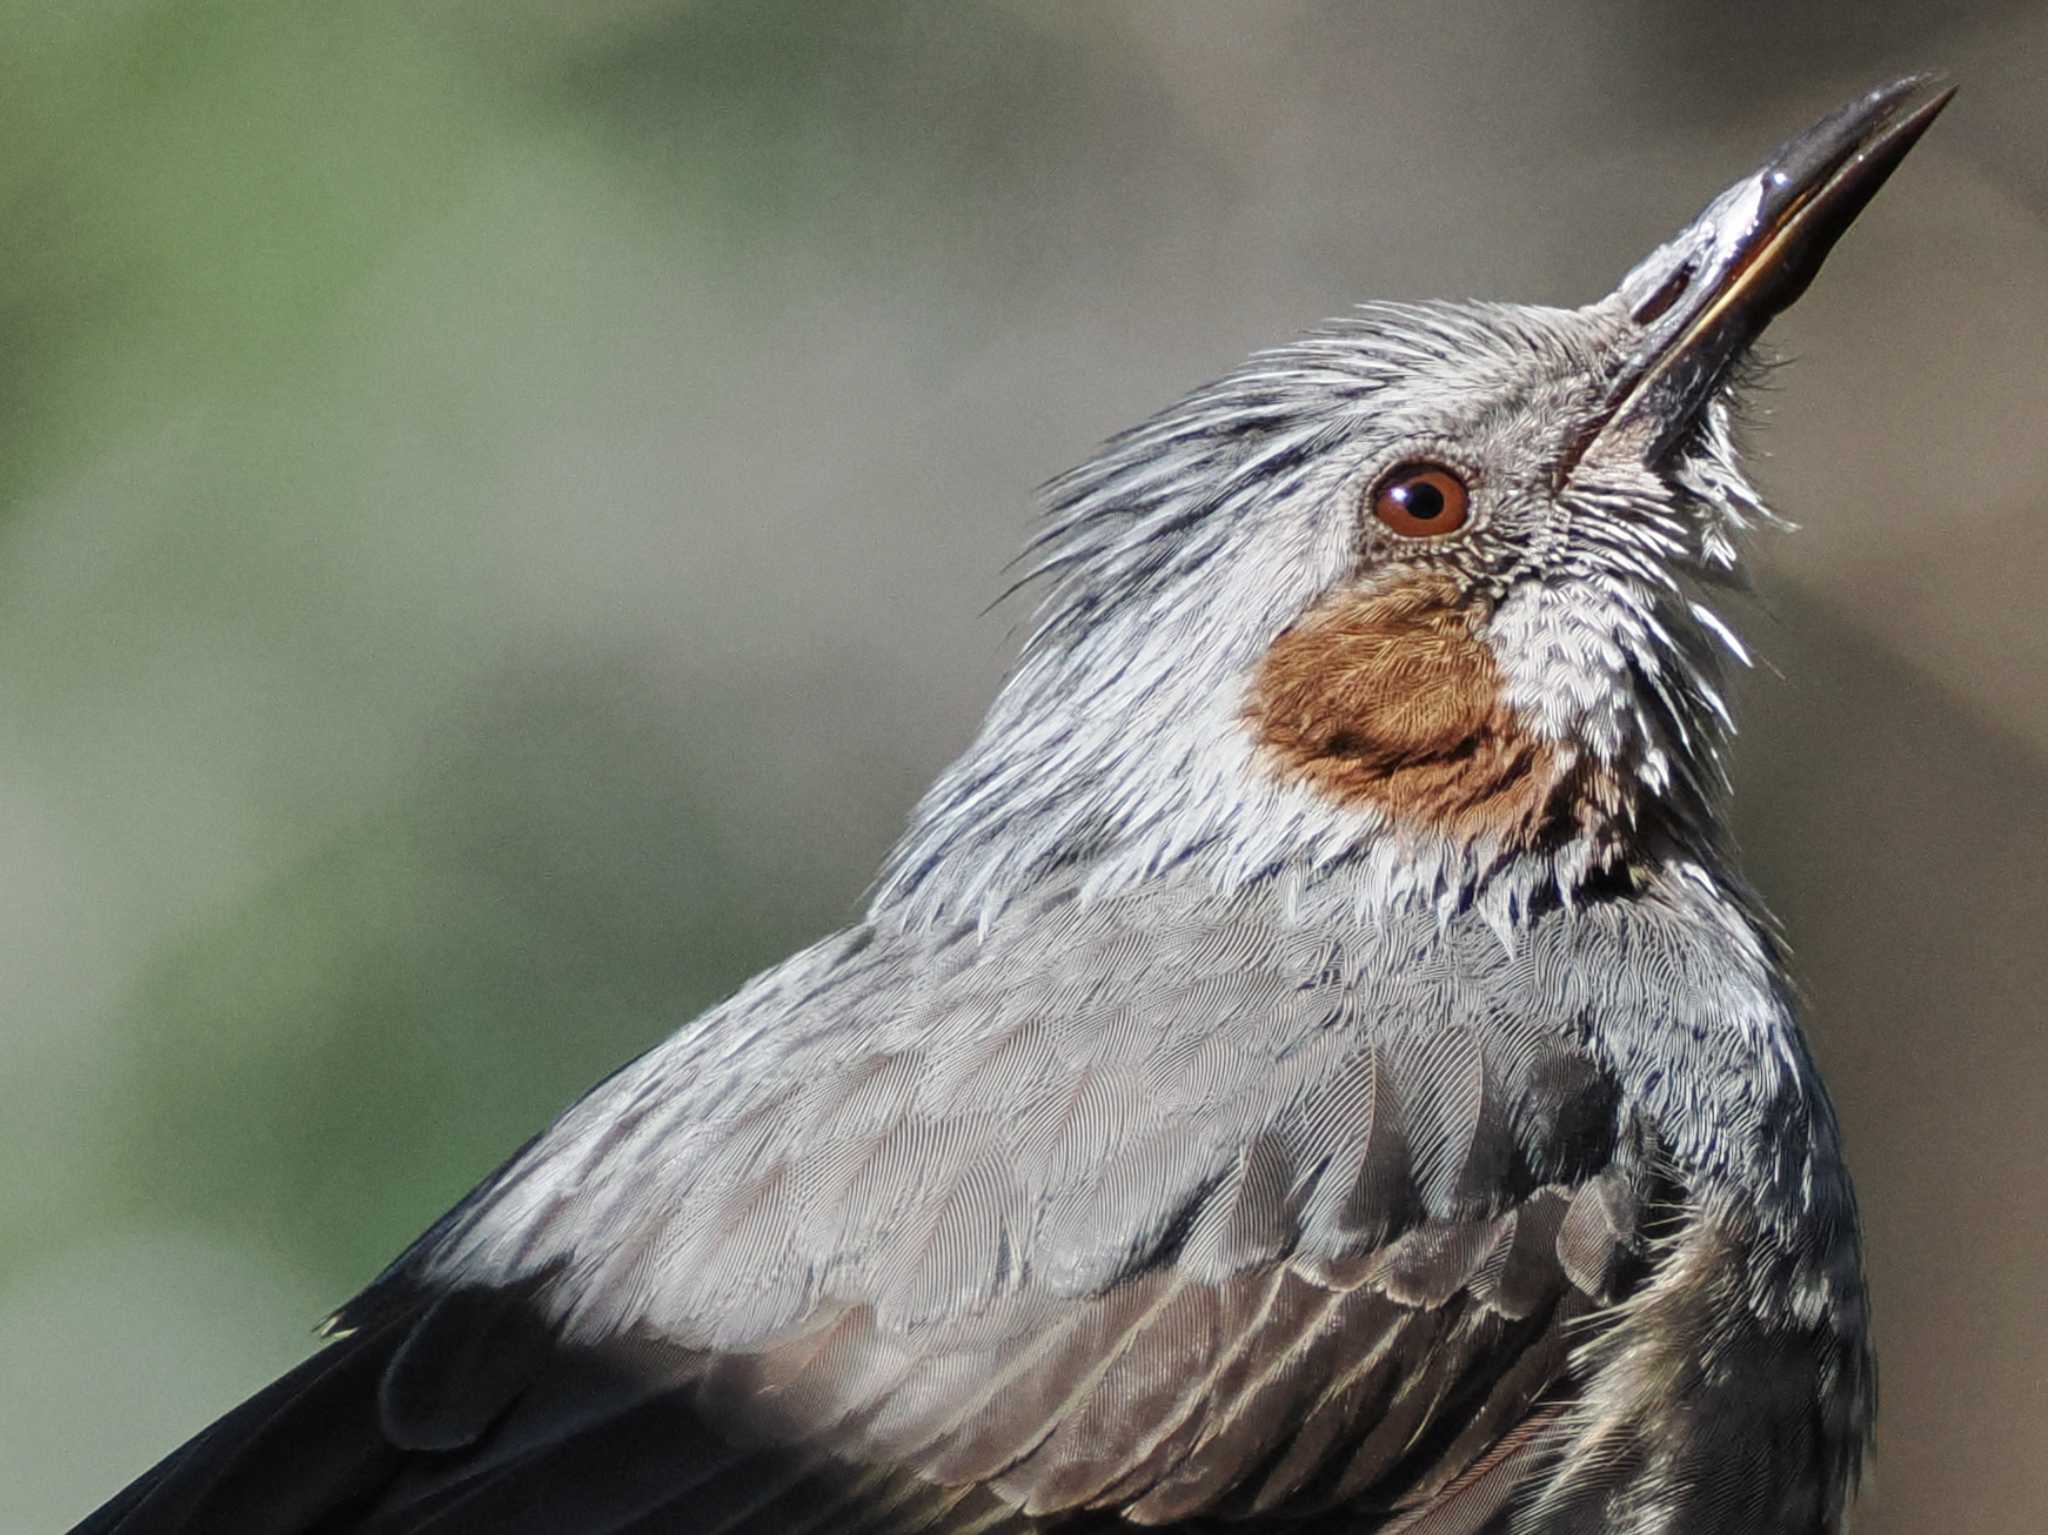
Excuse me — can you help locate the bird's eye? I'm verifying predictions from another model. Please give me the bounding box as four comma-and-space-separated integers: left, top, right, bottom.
1369, 463, 1471, 539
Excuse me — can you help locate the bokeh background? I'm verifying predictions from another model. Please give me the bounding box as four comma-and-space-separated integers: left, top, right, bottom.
3, 3, 2043, 1530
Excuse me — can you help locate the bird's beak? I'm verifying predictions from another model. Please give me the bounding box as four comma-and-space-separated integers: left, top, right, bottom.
1560, 73, 1954, 481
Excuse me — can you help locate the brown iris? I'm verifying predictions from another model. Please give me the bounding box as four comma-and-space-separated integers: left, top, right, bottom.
1370, 463, 1470, 538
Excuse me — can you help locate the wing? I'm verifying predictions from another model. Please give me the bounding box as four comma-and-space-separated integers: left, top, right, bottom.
74, 876, 1662, 1535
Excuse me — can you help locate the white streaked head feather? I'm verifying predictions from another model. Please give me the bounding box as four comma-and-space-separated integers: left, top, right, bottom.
872, 300, 1774, 933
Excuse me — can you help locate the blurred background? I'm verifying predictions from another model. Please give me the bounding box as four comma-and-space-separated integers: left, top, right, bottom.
2, 3, 2042, 1529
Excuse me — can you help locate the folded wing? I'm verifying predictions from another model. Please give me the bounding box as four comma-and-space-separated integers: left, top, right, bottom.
76, 881, 1662, 1534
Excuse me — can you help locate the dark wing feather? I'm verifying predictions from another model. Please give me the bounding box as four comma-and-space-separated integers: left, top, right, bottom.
69, 1306, 416, 1535
73, 881, 1663, 1534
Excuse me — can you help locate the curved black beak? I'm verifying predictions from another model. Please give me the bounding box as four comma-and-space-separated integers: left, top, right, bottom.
1561, 74, 1954, 481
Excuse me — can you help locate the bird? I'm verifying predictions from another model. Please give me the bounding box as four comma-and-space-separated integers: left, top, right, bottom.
70, 74, 1951, 1535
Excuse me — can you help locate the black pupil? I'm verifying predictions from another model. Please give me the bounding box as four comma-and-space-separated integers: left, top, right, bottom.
1398, 479, 1444, 520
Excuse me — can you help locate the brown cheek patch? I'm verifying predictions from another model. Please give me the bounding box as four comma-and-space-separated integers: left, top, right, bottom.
1248, 575, 1621, 854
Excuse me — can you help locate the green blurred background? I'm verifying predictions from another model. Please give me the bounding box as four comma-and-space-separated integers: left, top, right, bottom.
3, 3, 2043, 1530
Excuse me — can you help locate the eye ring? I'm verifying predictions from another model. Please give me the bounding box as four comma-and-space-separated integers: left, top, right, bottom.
1369, 462, 1472, 539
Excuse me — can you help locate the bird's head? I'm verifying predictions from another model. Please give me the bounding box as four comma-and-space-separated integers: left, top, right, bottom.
878, 77, 1950, 931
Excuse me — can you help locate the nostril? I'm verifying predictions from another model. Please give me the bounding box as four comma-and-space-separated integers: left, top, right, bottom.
1633, 261, 1695, 325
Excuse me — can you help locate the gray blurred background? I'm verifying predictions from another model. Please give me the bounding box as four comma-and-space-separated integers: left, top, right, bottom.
3, 3, 2043, 1530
